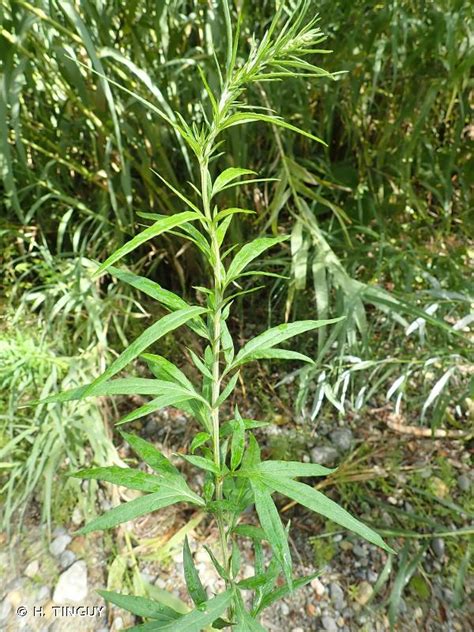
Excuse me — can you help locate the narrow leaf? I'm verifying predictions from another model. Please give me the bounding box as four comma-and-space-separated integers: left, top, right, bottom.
83, 307, 206, 396
251, 479, 293, 587
97, 590, 180, 622
263, 476, 394, 553
212, 168, 256, 196
183, 537, 208, 606
94, 212, 200, 277
225, 237, 288, 285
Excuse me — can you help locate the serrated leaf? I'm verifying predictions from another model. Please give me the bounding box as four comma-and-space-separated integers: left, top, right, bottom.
212, 168, 256, 196
94, 212, 200, 277
262, 476, 394, 553
232, 318, 342, 369
257, 461, 334, 478
127, 590, 233, 632
83, 306, 206, 397
97, 590, 180, 622
183, 537, 208, 606
250, 479, 293, 588
225, 236, 288, 285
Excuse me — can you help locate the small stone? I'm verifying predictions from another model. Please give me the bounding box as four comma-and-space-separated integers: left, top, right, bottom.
53, 526, 67, 537
330, 582, 345, 609
59, 550, 76, 570
342, 607, 353, 619
414, 607, 423, 620
36, 585, 51, 604
355, 581, 373, 606
311, 577, 325, 596
329, 428, 353, 452
53, 560, 88, 603
24, 560, 39, 578
306, 603, 316, 616
457, 475, 470, 492
49, 534, 72, 557
280, 602, 290, 616
155, 578, 166, 589
71, 507, 83, 526
337, 617, 345, 628
144, 418, 159, 437
367, 570, 378, 583
431, 537, 445, 559
352, 544, 366, 558
321, 615, 338, 632
291, 628, 304, 632
310, 446, 339, 466
340, 541, 353, 552
194, 549, 208, 564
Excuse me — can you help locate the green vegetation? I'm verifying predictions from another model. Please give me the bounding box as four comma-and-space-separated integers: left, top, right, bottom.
0, 0, 472, 630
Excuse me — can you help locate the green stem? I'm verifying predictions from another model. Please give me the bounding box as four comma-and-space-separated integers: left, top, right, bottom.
200, 160, 230, 576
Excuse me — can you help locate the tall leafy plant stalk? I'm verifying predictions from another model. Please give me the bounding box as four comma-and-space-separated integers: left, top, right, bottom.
41, 3, 393, 628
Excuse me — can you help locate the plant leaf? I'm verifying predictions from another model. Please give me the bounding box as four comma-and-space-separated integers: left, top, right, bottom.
72, 467, 161, 493
83, 306, 206, 396
233, 348, 314, 366
232, 318, 343, 368
127, 590, 233, 631
94, 212, 201, 277
180, 454, 220, 475
225, 236, 288, 285
250, 479, 293, 588
121, 432, 180, 478
231, 416, 245, 471
183, 537, 208, 606
97, 590, 181, 622
78, 489, 195, 535
262, 476, 394, 553
222, 112, 327, 146
212, 168, 256, 196
257, 460, 335, 478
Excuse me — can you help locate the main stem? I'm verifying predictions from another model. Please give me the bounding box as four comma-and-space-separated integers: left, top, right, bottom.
200, 160, 230, 576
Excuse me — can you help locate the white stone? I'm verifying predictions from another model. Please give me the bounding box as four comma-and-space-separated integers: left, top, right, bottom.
311, 577, 325, 596
49, 534, 72, 557
53, 560, 88, 603
24, 560, 39, 578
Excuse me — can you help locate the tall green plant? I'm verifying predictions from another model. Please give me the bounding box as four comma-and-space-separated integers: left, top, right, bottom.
41, 3, 392, 628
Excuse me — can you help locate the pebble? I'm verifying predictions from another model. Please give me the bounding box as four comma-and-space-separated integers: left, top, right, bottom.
431, 537, 445, 559
414, 606, 423, 620
49, 534, 72, 557
280, 602, 290, 616
355, 581, 373, 606
457, 474, 470, 492
311, 577, 325, 596
310, 446, 339, 466
352, 544, 366, 558
36, 585, 51, 604
24, 560, 39, 578
291, 628, 304, 632
330, 582, 345, 610
329, 428, 353, 452
59, 549, 76, 570
336, 617, 345, 628
367, 570, 378, 583
53, 560, 88, 603
321, 615, 338, 632
71, 506, 83, 526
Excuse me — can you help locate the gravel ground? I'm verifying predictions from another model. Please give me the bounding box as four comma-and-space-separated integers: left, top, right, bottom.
1, 407, 472, 631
